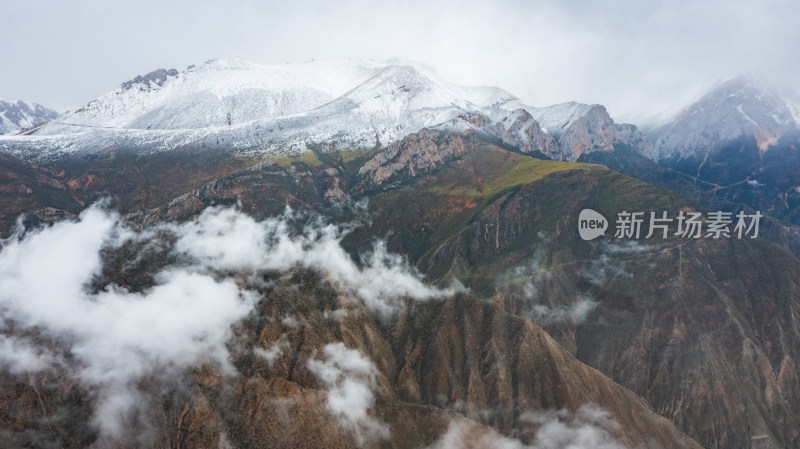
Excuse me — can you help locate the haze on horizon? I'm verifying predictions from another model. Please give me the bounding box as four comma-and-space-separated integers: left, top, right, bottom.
2, 0, 797, 125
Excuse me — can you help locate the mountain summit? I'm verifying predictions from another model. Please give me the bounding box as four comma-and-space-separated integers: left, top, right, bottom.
0, 58, 649, 163
0, 98, 60, 135
45, 58, 510, 131
653, 76, 800, 160
11, 58, 514, 158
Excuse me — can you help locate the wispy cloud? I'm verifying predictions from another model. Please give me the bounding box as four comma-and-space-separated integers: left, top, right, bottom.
170, 206, 457, 319
0, 334, 52, 374
307, 343, 390, 445
427, 404, 624, 449
496, 235, 599, 325
0, 204, 451, 440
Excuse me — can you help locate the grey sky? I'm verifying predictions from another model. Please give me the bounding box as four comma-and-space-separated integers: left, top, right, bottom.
2, 0, 797, 124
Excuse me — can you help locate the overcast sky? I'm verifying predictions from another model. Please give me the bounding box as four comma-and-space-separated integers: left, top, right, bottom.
2, 0, 797, 124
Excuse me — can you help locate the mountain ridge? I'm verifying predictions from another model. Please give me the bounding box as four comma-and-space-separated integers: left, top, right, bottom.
0, 98, 60, 135
652, 75, 800, 160
0, 58, 648, 164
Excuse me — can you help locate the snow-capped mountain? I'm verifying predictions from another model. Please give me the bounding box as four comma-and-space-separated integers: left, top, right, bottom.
38, 58, 384, 131
0, 58, 652, 163
481, 100, 653, 160
653, 76, 800, 160
1, 58, 517, 160
0, 99, 60, 135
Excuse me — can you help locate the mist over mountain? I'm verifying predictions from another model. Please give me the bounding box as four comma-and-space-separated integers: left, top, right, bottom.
652, 75, 800, 159
1, 56, 800, 449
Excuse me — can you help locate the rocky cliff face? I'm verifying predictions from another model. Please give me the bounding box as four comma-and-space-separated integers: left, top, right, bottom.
358, 127, 472, 187
480, 109, 556, 156
523, 102, 652, 161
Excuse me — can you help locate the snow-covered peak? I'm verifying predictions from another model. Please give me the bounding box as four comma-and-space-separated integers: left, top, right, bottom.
528, 102, 603, 135
0, 57, 650, 163
340, 64, 514, 119
40, 58, 391, 132
34, 58, 514, 135
195, 57, 260, 71
0, 99, 60, 135
3, 58, 525, 160
483, 99, 650, 160
653, 75, 800, 159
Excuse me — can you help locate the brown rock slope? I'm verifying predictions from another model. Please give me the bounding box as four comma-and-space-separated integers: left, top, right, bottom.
0, 268, 700, 448
354, 140, 800, 448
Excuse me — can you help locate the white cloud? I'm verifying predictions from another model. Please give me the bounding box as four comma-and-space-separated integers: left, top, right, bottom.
497, 236, 598, 325
0, 206, 256, 436
0, 204, 450, 439
530, 294, 599, 326
580, 240, 651, 286
254, 343, 282, 367
306, 343, 390, 445
280, 314, 301, 328
521, 405, 624, 449
428, 405, 623, 449
428, 419, 527, 449
0, 334, 52, 374
171, 206, 456, 319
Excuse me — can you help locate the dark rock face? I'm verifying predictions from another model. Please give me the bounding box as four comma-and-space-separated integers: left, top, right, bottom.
579, 142, 800, 260
120, 68, 180, 91
657, 133, 800, 227
0, 152, 83, 234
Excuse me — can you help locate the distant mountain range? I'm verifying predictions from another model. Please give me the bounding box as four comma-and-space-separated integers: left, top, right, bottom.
651, 76, 800, 160
3, 59, 798, 172
0, 58, 652, 162
6, 58, 797, 230
0, 98, 60, 135
643, 77, 800, 228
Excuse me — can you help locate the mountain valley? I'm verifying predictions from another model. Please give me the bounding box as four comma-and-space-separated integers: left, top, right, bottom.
1, 59, 800, 449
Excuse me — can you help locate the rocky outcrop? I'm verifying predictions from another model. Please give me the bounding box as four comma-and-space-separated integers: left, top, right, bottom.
614, 122, 654, 159
482, 109, 556, 156
548, 104, 617, 159
358, 127, 473, 187
119, 68, 180, 91
358, 107, 654, 194
530, 103, 653, 161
